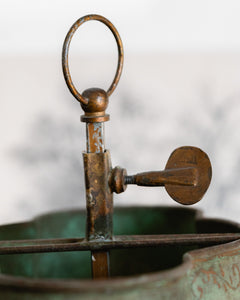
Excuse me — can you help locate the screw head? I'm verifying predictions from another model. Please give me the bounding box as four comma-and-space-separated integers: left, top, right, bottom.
111, 166, 127, 194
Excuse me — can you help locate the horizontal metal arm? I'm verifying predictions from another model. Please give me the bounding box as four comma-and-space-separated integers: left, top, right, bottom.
125, 167, 197, 187
0, 233, 239, 255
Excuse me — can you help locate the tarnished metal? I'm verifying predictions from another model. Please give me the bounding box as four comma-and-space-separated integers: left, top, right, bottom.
111, 146, 212, 206
81, 88, 110, 123
61, 14, 214, 282
5, 14, 215, 281
84, 114, 111, 277
0, 207, 239, 299
86, 123, 105, 153
1, 13, 239, 299
0, 233, 239, 255
83, 151, 113, 240
124, 167, 197, 186
165, 146, 212, 205
62, 15, 124, 105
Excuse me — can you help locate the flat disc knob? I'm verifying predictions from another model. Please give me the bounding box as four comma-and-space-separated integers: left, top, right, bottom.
111, 146, 212, 206
165, 146, 212, 205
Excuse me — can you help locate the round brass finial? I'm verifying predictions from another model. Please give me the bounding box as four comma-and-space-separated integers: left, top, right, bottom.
80, 88, 110, 123
81, 88, 109, 113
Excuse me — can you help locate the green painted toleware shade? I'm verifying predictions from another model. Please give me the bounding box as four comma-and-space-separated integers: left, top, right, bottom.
0, 206, 239, 299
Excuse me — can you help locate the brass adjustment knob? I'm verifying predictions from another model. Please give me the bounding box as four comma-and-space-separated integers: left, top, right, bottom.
111, 146, 212, 205
61, 14, 213, 280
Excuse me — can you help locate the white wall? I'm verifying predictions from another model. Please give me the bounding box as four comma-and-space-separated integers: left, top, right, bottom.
1, 0, 240, 54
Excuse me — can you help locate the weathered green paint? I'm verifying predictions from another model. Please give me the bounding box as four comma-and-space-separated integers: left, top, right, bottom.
0, 206, 238, 299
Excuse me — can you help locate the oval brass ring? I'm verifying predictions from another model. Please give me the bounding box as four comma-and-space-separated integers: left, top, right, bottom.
62, 14, 124, 105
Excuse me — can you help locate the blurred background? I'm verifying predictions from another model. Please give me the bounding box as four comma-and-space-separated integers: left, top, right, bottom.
1, 0, 240, 224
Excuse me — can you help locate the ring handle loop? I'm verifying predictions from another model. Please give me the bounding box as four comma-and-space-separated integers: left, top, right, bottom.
62, 14, 124, 105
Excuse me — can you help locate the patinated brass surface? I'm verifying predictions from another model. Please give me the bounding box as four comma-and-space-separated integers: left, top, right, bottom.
0, 207, 239, 299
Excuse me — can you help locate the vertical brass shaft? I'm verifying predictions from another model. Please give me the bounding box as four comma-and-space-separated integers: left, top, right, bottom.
86, 122, 110, 279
